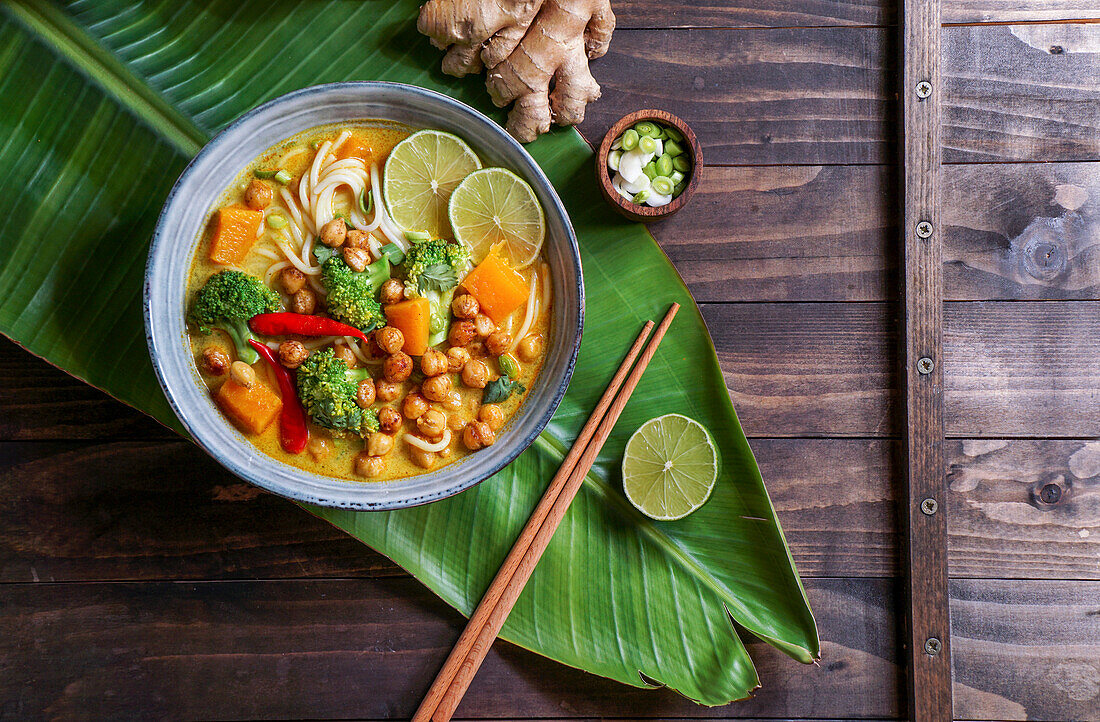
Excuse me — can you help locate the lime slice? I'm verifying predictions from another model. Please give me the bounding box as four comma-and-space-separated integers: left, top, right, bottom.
448, 167, 545, 268
622, 414, 718, 521
383, 130, 482, 239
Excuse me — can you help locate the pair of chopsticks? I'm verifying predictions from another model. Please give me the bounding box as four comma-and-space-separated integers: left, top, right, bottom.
413, 303, 680, 722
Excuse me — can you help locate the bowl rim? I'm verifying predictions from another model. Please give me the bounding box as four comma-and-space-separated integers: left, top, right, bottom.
595, 109, 702, 221
144, 81, 584, 510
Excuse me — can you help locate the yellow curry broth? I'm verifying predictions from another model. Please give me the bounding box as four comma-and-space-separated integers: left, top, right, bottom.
186, 121, 551, 483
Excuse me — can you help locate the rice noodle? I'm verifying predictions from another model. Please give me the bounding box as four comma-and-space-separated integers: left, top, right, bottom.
405, 430, 451, 453
510, 267, 541, 351
300, 335, 338, 350
263, 260, 291, 287
342, 336, 371, 364
253, 247, 280, 261
540, 262, 551, 314
331, 130, 351, 155
273, 232, 320, 275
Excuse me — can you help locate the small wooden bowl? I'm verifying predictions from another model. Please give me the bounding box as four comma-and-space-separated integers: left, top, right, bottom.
595, 109, 703, 223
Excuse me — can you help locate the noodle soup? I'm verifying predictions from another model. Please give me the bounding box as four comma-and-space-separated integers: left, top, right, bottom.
186, 121, 551, 482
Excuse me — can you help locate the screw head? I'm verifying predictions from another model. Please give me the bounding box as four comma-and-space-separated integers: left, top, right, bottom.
924, 637, 942, 656
916, 81, 933, 99
921, 497, 938, 515
1039, 483, 1063, 504
917, 357, 934, 375
916, 221, 934, 239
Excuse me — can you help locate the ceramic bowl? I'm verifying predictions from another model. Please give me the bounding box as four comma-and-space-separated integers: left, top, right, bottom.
145, 82, 584, 510
596, 109, 702, 223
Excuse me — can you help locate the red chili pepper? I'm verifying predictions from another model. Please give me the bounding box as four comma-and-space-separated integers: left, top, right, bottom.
248, 340, 309, 454
249, 312, 367, 342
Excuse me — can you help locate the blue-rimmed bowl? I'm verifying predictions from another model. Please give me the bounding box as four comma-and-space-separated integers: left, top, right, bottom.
144, 82, 584, 510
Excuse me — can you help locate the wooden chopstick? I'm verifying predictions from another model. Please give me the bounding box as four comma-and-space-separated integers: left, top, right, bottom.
415, 303, 680, 722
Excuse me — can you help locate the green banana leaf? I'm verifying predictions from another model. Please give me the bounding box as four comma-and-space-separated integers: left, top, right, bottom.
0, 0, 819, 705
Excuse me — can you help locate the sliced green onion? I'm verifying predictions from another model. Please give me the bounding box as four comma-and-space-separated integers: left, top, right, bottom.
664, 126, 683, 142
253, 169, 279, 179
310, 139, 321, 150
632, 189, 650, 204
380, 243, 406, 264
499, 353, 520, 378
273, 169, 292, 185
610, 137, 622, 151
656, 153, 673, 177
638, 135, 657, 154
634, 121, 660, 138
430, 313, 448, 334
266, 214, 288, 229
673, 181, 687, 197
621, 129, 639, 151
651, 176, 674, 196
664, 139, 685, 157
608, 150, 622, 172
642, 161, 658, 180
358, 188, 373, 216
404, 230, 431, 243
670, 170, 685, 184
673, 155, 692, 173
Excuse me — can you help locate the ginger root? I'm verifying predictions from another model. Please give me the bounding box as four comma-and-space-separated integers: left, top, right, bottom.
418, 0, 615, 142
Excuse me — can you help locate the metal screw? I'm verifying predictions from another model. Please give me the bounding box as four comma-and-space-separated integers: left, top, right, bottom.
917, 357, 934, 375
924, 637, 942, 656
1039, 483, 1063, 504
921, 498, 938, 516
916, 221, 934, 239
916, 81, 933, 99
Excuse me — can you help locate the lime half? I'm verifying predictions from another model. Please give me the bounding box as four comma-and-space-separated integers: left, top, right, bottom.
622, 414, 718, 521
383, 130, 482, 239
448, 167, 545, 268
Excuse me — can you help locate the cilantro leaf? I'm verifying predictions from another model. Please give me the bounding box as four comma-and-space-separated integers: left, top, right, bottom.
483, 376, 526, 405
417, 262, 459, 294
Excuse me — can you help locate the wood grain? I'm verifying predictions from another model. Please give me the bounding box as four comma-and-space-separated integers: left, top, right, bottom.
946, 439, 1100, 579
0, 577, 900, 720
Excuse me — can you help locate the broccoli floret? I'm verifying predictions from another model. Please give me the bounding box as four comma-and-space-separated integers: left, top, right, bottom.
402, 239, 472, 346
188, 270, 280, 364
318, 254, 389, 333
295, 348, 377, 436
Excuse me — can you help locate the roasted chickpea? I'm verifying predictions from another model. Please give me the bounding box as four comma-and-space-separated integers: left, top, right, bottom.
319, 217, 347, 247
355, 378, 376, 408
462, 421, 496, 451
307, 435, 333, 462
479, 404, 505, 431
439, 447, 452, 458
280, 267, 307, 295
421, 374, 452, 402
345, 229, 370, 249
379, 278, 405, 305
201, 346, 230, 375
452, 294, 479, 319
408, 446, 436, 469
485, 330, 512, 357
447, 413, 467, 431
367, 432, 394, 457
291, 288, 317, 315
443, 390, 463, 410
376, 326, 404, 355
378, 406, 402, 434
421, 348, 448, 377
375, 380, 401, 402
354, 452, 385, 478
383, 351, 413, 382
446, 346, 471, 372
229, 361, 257, 388
244, 179, 273, 210
517, 334, 544, 362
417, 408, 447, 438
402, 392, 430, 419
278, 340, 309, 369
333, 344, 357, 368
343, 246, 370, 273
448, 320, 477, 347
474, 313, 495, 338
461, 359, 490, 389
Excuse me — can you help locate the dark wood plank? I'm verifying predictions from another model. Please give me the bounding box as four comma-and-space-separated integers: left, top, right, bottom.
944, 161, 1100, 301
582, 28, 893, 166
945, 2, 1100, 23
943, 24, 1100, 162
951, 579, 1100, 721
0, 438, 900, 582
945, 301, 1100, 437
0, 335, 170, 441
947, 439, 1100, 580
703, 303, 901, 438
611, 0, 891, 28
0, 577, 900, 720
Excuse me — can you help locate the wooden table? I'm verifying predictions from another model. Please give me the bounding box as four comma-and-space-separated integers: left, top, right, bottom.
3, 1, 1100, 720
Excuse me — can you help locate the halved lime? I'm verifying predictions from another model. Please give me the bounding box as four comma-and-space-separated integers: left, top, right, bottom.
447, 167, 545, 268
622, 414, 718, 521
383, 130, 482, 239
